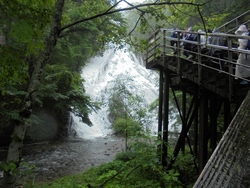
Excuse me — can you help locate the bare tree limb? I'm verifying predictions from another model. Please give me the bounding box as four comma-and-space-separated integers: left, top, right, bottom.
60, 1, 208, 33
123, 164, 142, 180
87, 168, 124, 188
123, 0, 144, 13
128, 13, 144, 36
197, 5, 207, 33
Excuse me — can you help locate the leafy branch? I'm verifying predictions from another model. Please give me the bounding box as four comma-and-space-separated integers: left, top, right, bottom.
60, 1, 209, 34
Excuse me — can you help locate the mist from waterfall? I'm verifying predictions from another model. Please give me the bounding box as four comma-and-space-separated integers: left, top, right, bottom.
71, 48, 178, 139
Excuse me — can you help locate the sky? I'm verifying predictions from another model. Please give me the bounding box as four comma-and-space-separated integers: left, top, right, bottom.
118, 0, 145, 8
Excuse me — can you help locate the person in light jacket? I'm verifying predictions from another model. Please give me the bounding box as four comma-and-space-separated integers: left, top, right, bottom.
235, 24, 250, 84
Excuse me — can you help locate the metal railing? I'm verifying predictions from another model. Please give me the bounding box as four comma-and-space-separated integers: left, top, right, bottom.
145, 28, 250, 97
216, 10, 250, 34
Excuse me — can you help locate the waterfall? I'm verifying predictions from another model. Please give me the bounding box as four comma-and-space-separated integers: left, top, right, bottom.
71, 48, 178, 139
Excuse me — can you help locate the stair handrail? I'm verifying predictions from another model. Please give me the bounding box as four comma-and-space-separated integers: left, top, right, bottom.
145, 28, 250, 97
216, 10, 250, 33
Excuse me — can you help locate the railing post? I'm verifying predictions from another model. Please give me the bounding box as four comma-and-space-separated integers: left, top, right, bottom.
227, 36, 233, 101
146, 40, 149, 65
163, 29, 166, 66
177, 31, 181, 74
153, 31, 157, 64
197, 33, 202, 85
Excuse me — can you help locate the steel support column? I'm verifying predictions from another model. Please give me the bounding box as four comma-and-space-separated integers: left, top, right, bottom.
158, 69, 163, 158
182, 89, 187, 154
192, 88, 199, 158
210, 96, 218, 151
162, 69, 170, 167
194, 99, 199, 158
224, 99, 231, 131
199, 89, 209, 172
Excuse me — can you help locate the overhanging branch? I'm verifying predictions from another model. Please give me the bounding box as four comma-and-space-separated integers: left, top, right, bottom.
60, 1, 208, 33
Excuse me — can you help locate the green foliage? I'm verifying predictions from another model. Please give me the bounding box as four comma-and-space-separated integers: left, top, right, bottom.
107, 74, 154, 136
0, 0, 55, 135
36, 64, 98, 126
0, 0, 54, 55
0, 0, 127, 131
0, 161, 17, 175
55, 0, 127, 72
0, 47, 28, 89
0, 87, 27, 136
172, 148, 198, 187
113, 117, 142, 136
124, 1, 171, 52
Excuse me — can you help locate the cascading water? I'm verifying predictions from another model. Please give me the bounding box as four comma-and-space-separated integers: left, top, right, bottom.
71, 48, 178, 139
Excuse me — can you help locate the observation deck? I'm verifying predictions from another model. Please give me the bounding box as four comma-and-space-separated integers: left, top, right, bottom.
146, 29, 250, 100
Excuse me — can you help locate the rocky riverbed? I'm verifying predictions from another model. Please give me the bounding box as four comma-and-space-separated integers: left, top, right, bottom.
0, 136, 126, 185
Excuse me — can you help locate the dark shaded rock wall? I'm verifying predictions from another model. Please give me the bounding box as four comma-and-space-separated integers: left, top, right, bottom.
0, 108, 71, 146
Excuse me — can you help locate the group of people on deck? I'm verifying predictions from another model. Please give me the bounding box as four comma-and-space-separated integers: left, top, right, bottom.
171, 25, 250, 85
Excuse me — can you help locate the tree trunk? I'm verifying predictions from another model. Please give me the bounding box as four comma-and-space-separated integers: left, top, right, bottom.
1, 0, 65, 187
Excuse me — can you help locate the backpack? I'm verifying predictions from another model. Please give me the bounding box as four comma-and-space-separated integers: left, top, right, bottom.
170, 30, 178, 46
170, 31, 177, 38
185, 33, 197, 42
209, 34, 227, 56
170, 28, 177, 38
183, 33, 197, 50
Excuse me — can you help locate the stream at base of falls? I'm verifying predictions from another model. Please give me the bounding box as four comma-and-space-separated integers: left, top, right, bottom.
0, 136, 126, 184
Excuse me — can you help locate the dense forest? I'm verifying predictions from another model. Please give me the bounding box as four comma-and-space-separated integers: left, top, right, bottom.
0, 0, 249, 187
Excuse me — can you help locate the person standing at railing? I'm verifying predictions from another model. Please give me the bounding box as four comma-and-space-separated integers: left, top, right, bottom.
209, 28, 228, 70
170, 28, 183, 55
198, 29, 211, 54
183, 27, 198, 60
235, 24, 250, 85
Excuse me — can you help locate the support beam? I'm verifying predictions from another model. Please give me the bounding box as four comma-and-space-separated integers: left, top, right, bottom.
193, 94, 199, 158
158, 69, 163, 157
199, 89, 209, 172
162, 70, 170, 167
210, 96, 218, 151
224, 100, 230, 131
182, 89, 187, 154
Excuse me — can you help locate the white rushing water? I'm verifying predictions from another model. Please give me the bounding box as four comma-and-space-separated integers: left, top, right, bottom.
71, 48, 178, 139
